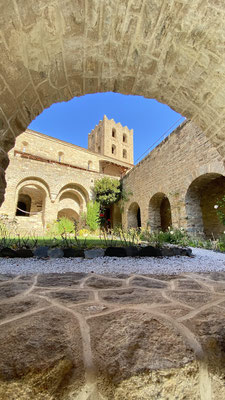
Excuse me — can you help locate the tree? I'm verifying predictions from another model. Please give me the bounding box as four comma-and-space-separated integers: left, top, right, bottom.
93, 177, 121, 206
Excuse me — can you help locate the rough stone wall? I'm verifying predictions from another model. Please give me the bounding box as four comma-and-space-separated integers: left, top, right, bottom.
122, 121, 225, 234
0, 1, 225, 204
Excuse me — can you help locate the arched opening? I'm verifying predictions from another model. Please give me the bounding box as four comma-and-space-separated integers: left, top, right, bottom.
16, 194, 31, 216
58, 190, 81, 217
57, 208, 79, 222
15, 182, 47, 230
57, 183, 89, 208
123, 134, 127, 143
123, 149, 127, 159
149, 193, 172, 232
128, 202, 141, 229
185, 173, 225, 238
112, 129, 116, 138
0, 2, 224, 209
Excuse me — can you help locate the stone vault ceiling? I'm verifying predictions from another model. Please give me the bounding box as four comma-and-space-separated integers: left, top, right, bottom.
0, 0, 225, 202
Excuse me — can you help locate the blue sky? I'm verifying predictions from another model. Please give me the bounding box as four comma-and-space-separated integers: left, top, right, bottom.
29, 93, 185, 164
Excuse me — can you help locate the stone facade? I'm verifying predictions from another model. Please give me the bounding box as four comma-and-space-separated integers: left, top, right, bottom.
0, 1, 225, 205
123, 121, 225, 238
2, 117, 224, 238
0, 117, 133, 233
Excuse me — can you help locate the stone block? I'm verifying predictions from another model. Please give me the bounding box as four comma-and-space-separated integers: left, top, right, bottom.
84, 248, 105, 259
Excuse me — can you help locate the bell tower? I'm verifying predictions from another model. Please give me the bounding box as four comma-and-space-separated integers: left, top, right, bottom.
88, 115, 133, 164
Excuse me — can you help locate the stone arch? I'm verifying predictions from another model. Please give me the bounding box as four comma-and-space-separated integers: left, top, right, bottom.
57, 208, 79, 222
127, 202, 141, 228
58, 190, 82, 216
0, 1, 225, 204
149, 193, 172, 232
15, 180, 47, 228
185, 173, 225, 238
16, 177, 51, 200
56, 183, 89, 214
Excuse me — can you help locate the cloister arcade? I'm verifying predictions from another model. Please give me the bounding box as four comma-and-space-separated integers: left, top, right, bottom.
125, 170, 225, 238
148, 193, 172, 232
13, 178, 90, 233
185, 173, 225, 238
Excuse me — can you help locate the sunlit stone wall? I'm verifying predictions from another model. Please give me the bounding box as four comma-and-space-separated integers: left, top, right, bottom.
122, 121, 225, 235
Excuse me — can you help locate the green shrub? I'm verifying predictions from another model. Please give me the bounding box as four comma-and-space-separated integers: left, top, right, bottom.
47, 217, 75, 236
86, 201, 100, 232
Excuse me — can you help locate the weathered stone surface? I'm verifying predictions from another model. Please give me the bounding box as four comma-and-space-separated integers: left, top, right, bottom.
48, 247, 64, 258
89, 310, 195, 382
37, 272, 86, 287
34, 246, 49, 258
84, 248, 105, 259
85, 276, 123, 289
0, 271, 224, 398
0, 281, 31, 300
131, 276, 168, 289
99, 288, 169, 305
63, 248, 84, 258
44, 289, 93, 304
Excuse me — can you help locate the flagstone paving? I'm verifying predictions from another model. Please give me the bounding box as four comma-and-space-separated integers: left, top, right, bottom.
0, 272, 224, 399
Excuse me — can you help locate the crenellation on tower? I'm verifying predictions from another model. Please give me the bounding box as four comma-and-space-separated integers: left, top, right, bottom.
88, 115, 134, 164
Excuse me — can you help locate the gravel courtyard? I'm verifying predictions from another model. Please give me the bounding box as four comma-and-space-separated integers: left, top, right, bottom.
0, 247, 224, 275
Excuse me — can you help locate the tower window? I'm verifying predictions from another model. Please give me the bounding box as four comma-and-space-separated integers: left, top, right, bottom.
98, 146, 101, 153
58, 152, 64, 162
112, 128, 116, 138
88, 161, 93, 170
123, 149, 127, 159
123, 134, 127, 143
22, 141, 28, 153
112, 145, 116, 155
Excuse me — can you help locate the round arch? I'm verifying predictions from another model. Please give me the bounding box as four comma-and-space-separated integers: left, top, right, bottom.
58, 190, 82, 216
127, 202, 141, 229
16, 177, 51, 200
58, 208, 79, 222
15, 180, 47, 226
185, 173, 225, 238
0, 1, 225, 205
56, 183, 89, 205
149, 193, 172, 232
